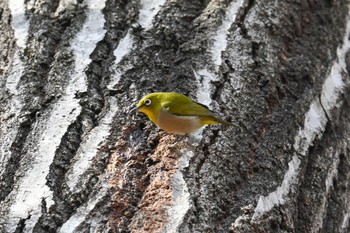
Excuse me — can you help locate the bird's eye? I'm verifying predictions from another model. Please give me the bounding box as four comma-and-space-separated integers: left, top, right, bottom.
144, 99, 151, 106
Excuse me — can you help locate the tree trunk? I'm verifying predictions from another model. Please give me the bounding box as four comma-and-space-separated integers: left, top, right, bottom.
0, 0, 349, 232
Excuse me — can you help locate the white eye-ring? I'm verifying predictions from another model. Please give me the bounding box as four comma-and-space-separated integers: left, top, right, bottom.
144, 99, 152, 106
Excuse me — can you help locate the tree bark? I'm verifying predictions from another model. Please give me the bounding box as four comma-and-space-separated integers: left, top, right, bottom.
0, 0, 349, 232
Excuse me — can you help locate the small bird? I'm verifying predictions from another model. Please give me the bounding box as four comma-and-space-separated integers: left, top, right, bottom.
132, 92, 230, 135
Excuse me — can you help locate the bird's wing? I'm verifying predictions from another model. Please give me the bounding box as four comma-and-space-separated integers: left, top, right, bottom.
161, 100, 214, 116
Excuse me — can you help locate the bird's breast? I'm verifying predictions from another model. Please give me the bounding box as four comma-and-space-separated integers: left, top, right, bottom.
156, 109, 203, 135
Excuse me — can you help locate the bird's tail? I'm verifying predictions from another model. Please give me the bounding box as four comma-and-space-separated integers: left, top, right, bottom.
200, 115, 232, 125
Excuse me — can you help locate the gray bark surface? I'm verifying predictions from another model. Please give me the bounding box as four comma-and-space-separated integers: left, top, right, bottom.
0, 0, 349, 232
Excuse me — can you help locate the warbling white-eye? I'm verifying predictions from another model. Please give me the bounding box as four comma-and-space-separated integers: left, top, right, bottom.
132, 92, 230, 135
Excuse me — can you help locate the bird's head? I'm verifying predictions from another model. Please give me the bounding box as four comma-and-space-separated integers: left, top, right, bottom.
132, 93, 163, 123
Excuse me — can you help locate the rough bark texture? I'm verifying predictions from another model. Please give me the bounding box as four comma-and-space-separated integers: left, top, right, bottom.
0, 0, 349, 232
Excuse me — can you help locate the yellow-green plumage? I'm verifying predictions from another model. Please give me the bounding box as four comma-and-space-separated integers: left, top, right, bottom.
135, 92, 230, 135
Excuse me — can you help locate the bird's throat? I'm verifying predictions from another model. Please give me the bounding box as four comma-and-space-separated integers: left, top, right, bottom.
139, 108, 158, 125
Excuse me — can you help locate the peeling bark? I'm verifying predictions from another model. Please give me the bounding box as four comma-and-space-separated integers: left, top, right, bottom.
0, 0, 349, 233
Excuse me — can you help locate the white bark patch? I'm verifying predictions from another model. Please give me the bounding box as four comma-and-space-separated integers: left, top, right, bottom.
55, 0, 78, 15
4, 52, 24, 96
0, 0, 30, 169
195, 0, 248, 108
313, 149, 341, 232
210, 0, 246, 70
138, 0, 166, 30
114, 30, 134, 65
0, 54, 23, 174
163, 149, 194, 233
67, 98, 117, 192
293, 101, 328, 155
59, 183, 109, 233
3, 1, 106, 231
109, 0, 164, 88
194, 68, 218, 108
71, 0, 107, 75
8, 0, 29, 49
252, 9, 350, 220
63, 0, 107, 191
63, 0, 112, 192
341, 210, 350, 231
325, 149, 340, 194
108, 30, 134, 88
252, 155, 301, 219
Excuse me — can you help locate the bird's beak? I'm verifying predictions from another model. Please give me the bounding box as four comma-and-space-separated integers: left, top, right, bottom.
130, 105, 141, 114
